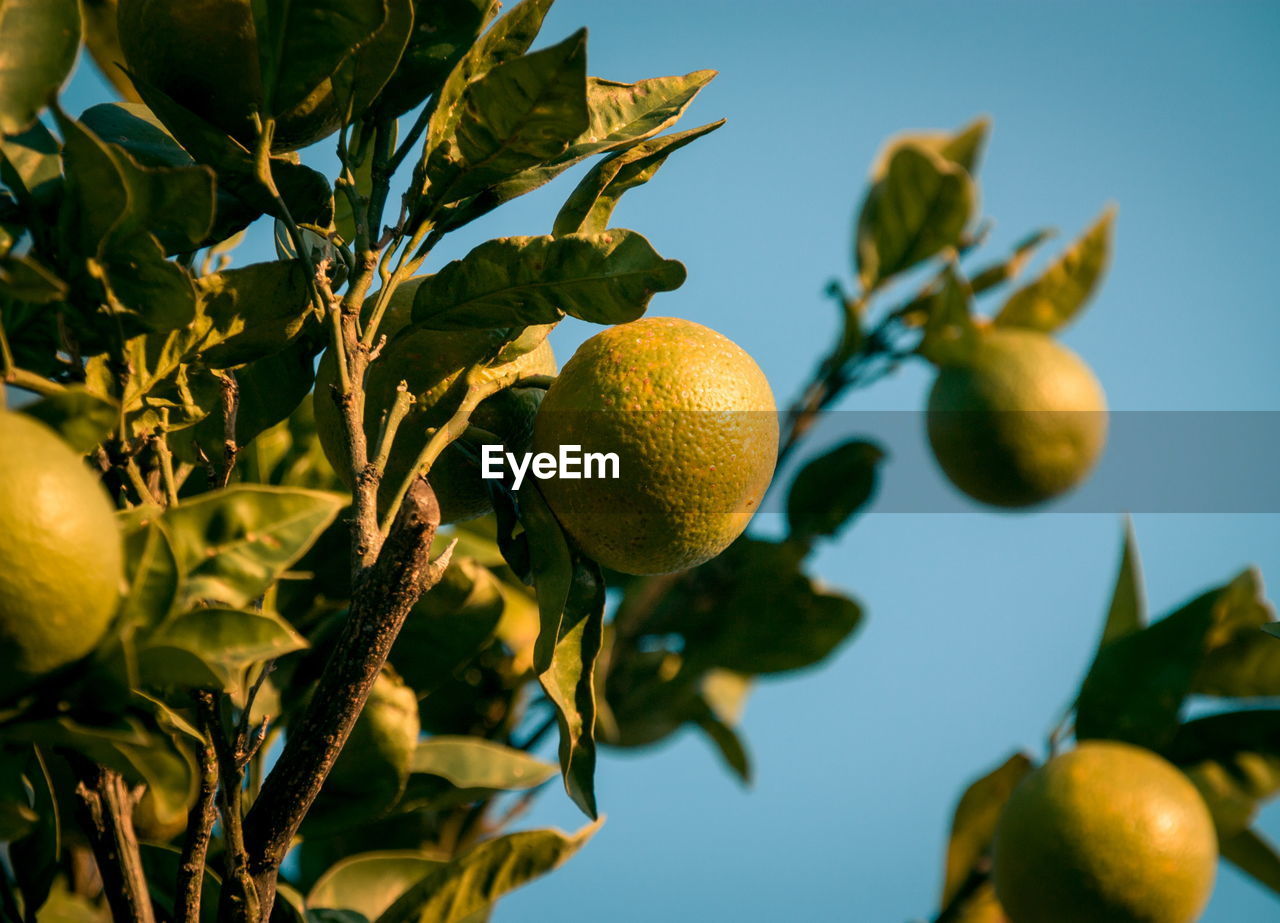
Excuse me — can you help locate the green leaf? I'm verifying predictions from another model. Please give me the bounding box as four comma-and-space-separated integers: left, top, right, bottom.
419, 29, 589, 212
194, 259, 314, 368
553, 120, 725, 236
375, 822, 601, 923
1192, 568, 1279, 697
439, 72, 717, 232
0, 120, 61, 209
1221, 828, 1280, 898
0, 0, 81, 134
786, 439, 884, 543
0, 748, 38, 841
373, 0, 497, 119
870, 117, 991, 179
309, 851, 445, 919
163, 485, 346, 608
942, 752, 1034, 906
411, 229, 685, 330
1100, 518, 1146, 646
522, 483, 603, 818
994, 208, 1114, 332
690, 672, 753, 784
917, 266, 978, 365
147, 607, 307, 689
0, 252, 66, 302
253, 0, 388, 119
20, 387, 118, 452
8, 746, 58, 913
117, 514, 183, 632
856, 144, 975, 289
410, 737, 557, 790
1166, 710, 1280, 838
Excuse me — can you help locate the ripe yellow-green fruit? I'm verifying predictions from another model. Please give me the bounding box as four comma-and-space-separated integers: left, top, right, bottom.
0, 411, 122, 699
926, 327, 1107, 508
993, 741, 1217, 923
308, 670, 419, 830
117, 0, 409, 152
314, 279, 556, 524
531, 317, 778, 576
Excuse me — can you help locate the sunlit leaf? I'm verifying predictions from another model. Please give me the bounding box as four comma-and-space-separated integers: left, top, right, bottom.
411, 737, 557, 791
994, 208, 1114, 333
942, 752, 1034, 906
310, 851, 445, 919
0, 0, 80, 134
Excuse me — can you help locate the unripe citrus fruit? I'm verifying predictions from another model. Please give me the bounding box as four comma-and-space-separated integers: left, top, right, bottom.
118, 0, 408, 152
993, 741, 1217, 923
314, 279, 556, 524
531, 317, 778, 575
926, 328, 1106, 508
307, 670, 419, 831
0, 411, 122, 699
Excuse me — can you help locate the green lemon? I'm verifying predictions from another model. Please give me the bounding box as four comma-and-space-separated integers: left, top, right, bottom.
927, 327, 1107, 508
313, 278, 556, 524
0, 411, 123, 699
994, 741, 1217, 923
531, 317, 778, 576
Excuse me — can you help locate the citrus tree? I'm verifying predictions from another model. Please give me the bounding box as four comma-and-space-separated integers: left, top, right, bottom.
0, 2, 1275, 923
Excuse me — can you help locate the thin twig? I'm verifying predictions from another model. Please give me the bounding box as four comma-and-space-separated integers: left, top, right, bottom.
174, 733, 218, 923
196, 692, 259, 921
216, 370, 240, 487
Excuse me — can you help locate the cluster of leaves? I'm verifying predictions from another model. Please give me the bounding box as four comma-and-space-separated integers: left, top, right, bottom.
934, 524, 1280, 922
0, 0, 882, 919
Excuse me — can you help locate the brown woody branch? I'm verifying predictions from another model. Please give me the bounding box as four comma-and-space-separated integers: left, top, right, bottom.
241, 478, 446, 915
174, 735, 218, 923
67, 755, 155, 923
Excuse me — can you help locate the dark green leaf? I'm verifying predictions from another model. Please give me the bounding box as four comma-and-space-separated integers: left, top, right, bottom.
0, 748, 38, 841
1221, 828, 1280, 898
194, 259, 314, 368
553, 120, 724, 236
1193, 568, 1279, 697
20, 386, 117, 452
942, 752, 1034, 906
994, 208, 1114, 332
373, 0, 497, 119
411, 229, 685, 330
410, 737, 557, 790
163, 485, 346, 608
1100, 518, 1146, 647
0, 252, 66, 302
0, 120, 62, 208
0, 0, 81, 134
1167, 710, 1280, 838
917, 266, 978, 365
522, 483, 602, 818
786, 439, 884, 543
376, 822, 601, 923
309, 851, 444, 919
8, 747, 58, 914
419, 30, 589, 211
856, 144, 975, 289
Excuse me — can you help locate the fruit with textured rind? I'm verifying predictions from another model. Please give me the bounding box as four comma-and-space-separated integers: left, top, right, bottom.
0, 411, 123, 699
531, 317, 778, 575
927, 327, 1106, 508
993, 741, 1217, 923
313, 279, 556, 524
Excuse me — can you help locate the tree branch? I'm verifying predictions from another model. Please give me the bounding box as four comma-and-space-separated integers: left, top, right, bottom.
174, 735, 218, 923
241, 477, 445, 915
67, 756, 155, 923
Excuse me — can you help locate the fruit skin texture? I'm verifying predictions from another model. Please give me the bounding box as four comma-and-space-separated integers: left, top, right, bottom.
314, 278, 556, 525
0, 411, 123, 699
118, 0, 407, 152
532, 317, 778, 576
993, 741, 1217, 923
927, 328, 1107, 508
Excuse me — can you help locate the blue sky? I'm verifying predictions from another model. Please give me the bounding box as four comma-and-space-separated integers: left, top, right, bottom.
59, 1, 1280, 919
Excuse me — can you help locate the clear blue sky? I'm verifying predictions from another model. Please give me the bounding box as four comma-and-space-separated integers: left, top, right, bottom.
61, 1, 1280, 919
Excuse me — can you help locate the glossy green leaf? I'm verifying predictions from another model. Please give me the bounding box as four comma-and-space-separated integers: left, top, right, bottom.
194, 259, 313, 368
0, 0, 81, 134
0, 120, 61, 208
20, 387, 118, 452
411, 229, 685, 330
117, 515, 182, 631
0, 252, 65, 302
856, 144, 974, 289
163, 485, 346, 608
786, 439, 884, 543
553, 120, 724, 236
253, 0, 388, 118
419, 29, 589, 212
376, 822, 601, 923
411, 737, 557, 790
310, 851, 445, 919
942, 752, 1034, 906
522, 483, 602, 818
994, 208, 1114, 332
148, 607, 307, 686
1221, 828, 1280, 898
374, 0, 497, 118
